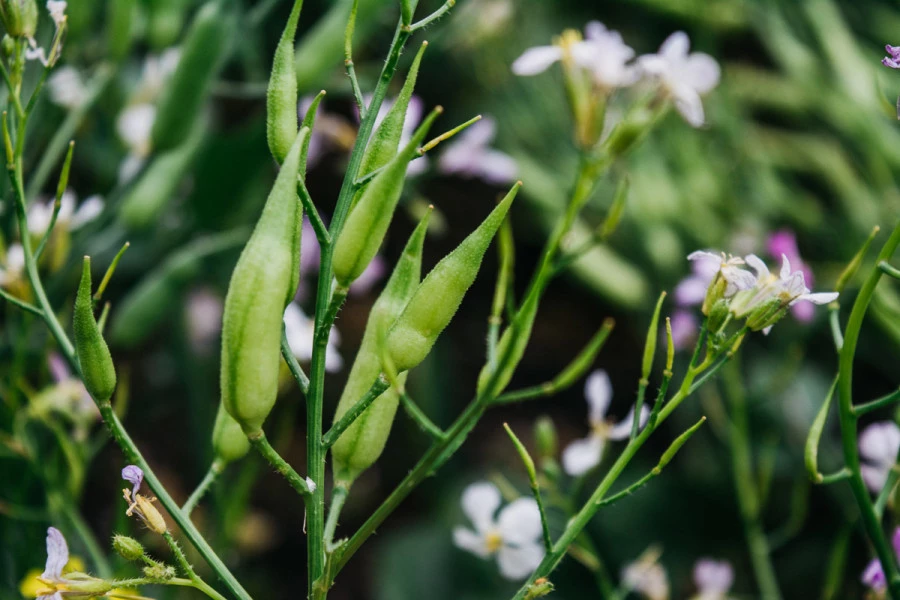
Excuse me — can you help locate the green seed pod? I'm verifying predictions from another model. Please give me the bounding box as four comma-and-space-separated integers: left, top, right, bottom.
299, 90, 325, 180
212, 401, 250, 464
267, 0, 303, 164
0, 0, 38, 38
221, 130, 306, 435
112, 535, 145, 561
400, 0, 415, 25
357, 42, 427, 177
107, 0, 137, 61
147, 0, 188, 49
119, 117, 206, 230
331, 211, 430, 486
73, 257, 117, 402
151, 1, 230, 151
333, 108, 439, 287
386, 182, 521, 372
110, 228, 248, 347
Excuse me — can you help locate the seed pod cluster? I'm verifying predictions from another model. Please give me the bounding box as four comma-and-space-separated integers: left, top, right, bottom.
385, 182, 521, 372
220, 130, 306, 435
331, 212, 430, 486
73, 257, 117, 402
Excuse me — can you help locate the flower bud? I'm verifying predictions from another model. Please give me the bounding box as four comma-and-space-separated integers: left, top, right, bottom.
147, 0, 186, 49
1, 34, 13, 57
385, 182, 520, 372
65, 576, 113, 595
221, 130, 306, 435
0, 0, 38, 38
333, 107, 439, 287
331, 211, 430, 486
533, 416, 557, 460
143, 562, 175, 580
400, 0, 414, 25
151, 1, 231, 151
744, 298, 786, 332
112, 535, 145, 561
73, 257, 116, 402
266, 0, 302, 164
706, 298, 730, 335
212, 401, 250, 464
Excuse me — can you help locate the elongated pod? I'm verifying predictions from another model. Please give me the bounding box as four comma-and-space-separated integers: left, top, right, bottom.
73, 257, 117, 402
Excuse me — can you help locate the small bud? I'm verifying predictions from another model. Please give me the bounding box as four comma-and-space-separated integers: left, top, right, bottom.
533, 416, 558, 460
400, 0, 414, 25
143, 562, 175, 580
0, 0, 38, 38
1, 34, 13, 57
743, 298, 785, 332
112, 535, 144, 561
706, 298, 730, 335
524, 578, 555, 599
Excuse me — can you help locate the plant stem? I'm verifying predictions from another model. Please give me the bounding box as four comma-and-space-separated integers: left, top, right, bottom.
323, 377, 390, 447
723, 361, 782, 600
248, 431, 313, 497
183, 460, 225, 517
837, 221, 900, 600
164, 531, 229, 600
324, 485, 348, 550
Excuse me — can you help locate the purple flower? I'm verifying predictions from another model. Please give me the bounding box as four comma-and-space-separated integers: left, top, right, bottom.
883, 45, 900, 69
674, 254, 720, 307
438, 117, 518, 185
121, 465, 144, 498
693, 558, 733, 599
766, 230, 814, 322
669, 309, 699, 351
862, 528, 900, 592
860, 421, 900, 493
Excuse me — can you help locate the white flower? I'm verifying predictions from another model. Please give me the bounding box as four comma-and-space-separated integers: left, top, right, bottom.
693, 558, 733, 600
686, 251, 756, 297
37, 526, 69, 600
512, 21, 637, 90
185, 288, 223, 353
622, 548, 669, 600
47, 67, 86, 109
562, 370, 650, 476
283, 303, 343, 372
27, 191, 104, 236
0, 243, 25, 287
46, 1, 66, 27
637, 32, 720, 127
860, 421, 900, 493
438, 116, 518, 185
116, 103, 157, 158
452, 481, 545, 580
25, 2, 67, 67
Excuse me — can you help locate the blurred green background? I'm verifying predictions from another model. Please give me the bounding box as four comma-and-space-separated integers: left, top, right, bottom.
4, 0, 900, 598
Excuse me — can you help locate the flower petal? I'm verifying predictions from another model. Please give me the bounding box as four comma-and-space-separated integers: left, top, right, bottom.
496, 542, 544, 580
659, 31, 690, 60
861, 463, 890, 494
794, 292, 838, 306
453, 527, 490, 559
683, 52, 720, 94
863, 557, 887, 591
497, 498, 542, 546
121, 465, 144, 498
461, 481, 501, 534
693, 558, 733, 594
859, 421, 900, 466
585, 369, 612, 424
672, 84, 706, 127
42, 527, 69, 581
562, 435, 604, 476
743, 254, 769, 280
511, 46, 563, 76
674, 276, 709, 306
607, 405, 650, 441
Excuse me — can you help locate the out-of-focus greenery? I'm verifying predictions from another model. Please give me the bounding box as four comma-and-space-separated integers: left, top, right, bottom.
4, 0, 900, 598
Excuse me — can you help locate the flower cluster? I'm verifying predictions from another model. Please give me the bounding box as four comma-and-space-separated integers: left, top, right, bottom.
512, 22, 721, 128
685, 250, 837, 335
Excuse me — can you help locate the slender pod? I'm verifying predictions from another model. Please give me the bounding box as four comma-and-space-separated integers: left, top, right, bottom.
119, 117, 206, 230
73, 257, 116, 402
212, 402, 250, 464
107, 0, 137, 61
267, 0, 303, 164
221, 130, 306, 435
299, 90, 326, 180
386, 183, 521, 372
357, 41, 427, 177
151, 1, 230, 151
333, 108, 440, 287
331, 211, 431, 485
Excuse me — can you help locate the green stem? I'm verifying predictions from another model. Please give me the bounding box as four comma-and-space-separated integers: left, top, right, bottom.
399, 391, 445, 440
0, 287, 42, 315
182, 460, 225, 517
281, 324, 310, 395
323, 377, 390, 448
248, 430, 313, 497
324, 485, 348, 551
837, 221, 900, 600
853, 388, 900, 418
723, 361, 782, 600
164, 531, 229, 600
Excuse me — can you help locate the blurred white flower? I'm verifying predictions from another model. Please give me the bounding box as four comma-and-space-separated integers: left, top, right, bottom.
283, 302, 343, 372
24, 2, 67, 67
117, 104, 156, 159
859, 421, 900, 493
686, 251, 756, 297
622, 548, 669, 600
0, 243, 25, 287
185, 288, 223, 353
438, 117, 518, 185
453, 481, 545, 580
693, 558, 733, 600
27, 191, 104, 236
47, 66, 86, 109
512, 21, 637, 90
46, 0, 66, 27
562, 369, 649, 476
637, 32, 720, 127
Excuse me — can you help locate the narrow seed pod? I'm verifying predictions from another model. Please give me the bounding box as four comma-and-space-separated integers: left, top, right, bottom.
110, 228, 248, 347
266, 0, 303, 164
221, 130, 306, 434
332, 108, 439, 287
299, 90, 326, 180
386, 183, 521, 372
212, 402, 250, 464
73, 257, 117, 402
119, 117, 206, 230
331, 211, 430, 485
151, 1, 230, 151
357, 42, 427, 177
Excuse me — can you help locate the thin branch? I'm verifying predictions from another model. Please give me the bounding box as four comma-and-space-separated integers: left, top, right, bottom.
400, 392, 445, 440
281, 323, 310, 395
323, 376, 390, 448
406, 0, 456, 31
853, 388, 900, 418
0, 288, 43, 316
297, 177, 330, 246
